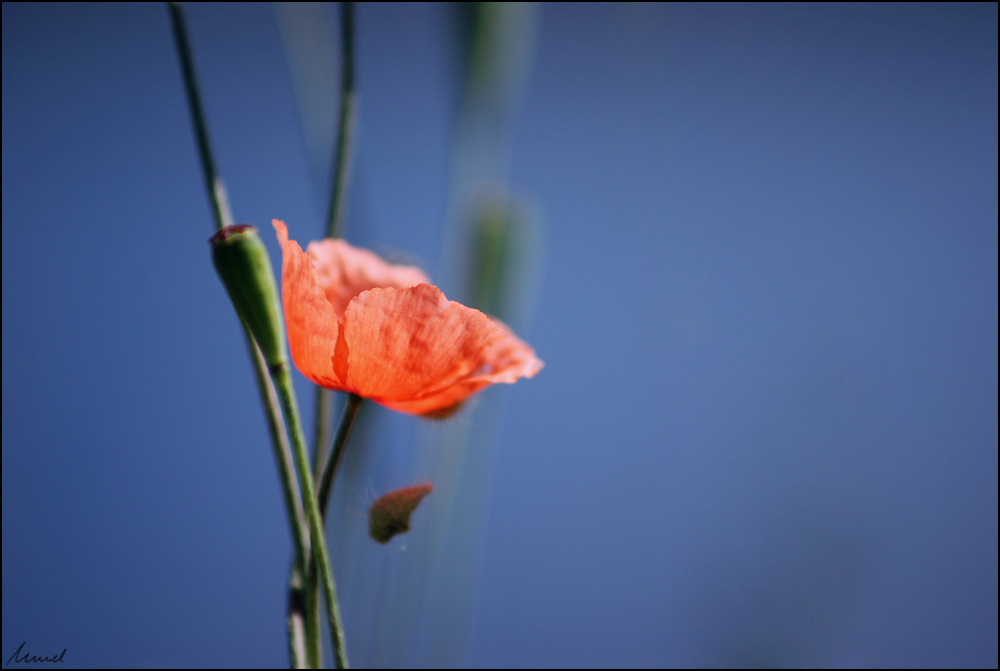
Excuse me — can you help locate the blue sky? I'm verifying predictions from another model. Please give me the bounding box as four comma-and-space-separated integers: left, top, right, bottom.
3, 3, 997, 667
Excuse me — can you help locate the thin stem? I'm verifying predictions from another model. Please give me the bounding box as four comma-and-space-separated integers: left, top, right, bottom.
318, 394, 364, 519
307, 393, 361, 668
286, 560, 308, 668
311, 388, 334, 486
312, 2, 359, 486
324, 1, 357, 240
273, 363, 350, 669
304, 564, 321, 669
169, 3, 311, 665
167, 2, 233, 232
242, 338, 310, 569
247, 332, 314, 670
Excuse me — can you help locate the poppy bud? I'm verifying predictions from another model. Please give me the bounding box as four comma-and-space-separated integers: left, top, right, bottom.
210, 224, 287, 368
369, 483, 433, 544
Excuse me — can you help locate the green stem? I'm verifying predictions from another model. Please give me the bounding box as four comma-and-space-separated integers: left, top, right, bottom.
286, 560, 308, 668
248, 331, 312, 669
169, 3, 311, 665
311, 388, 334, 486
273, 363, 350, 669
312, 2, 359, 487
306, 390, 362, 668
243, 341, 309, 562
307, 393, 361, 668
318, 394, 364, 519
307, 393, 334, 670
304, 563, 321, 669
167, 2, 233, 232
305, 10, 359, 647
324, 1, 358, 240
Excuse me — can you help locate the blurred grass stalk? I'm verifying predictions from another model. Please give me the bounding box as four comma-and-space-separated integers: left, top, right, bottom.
405, 193, 541, 668
378, 4, 542, 667
275, 2, 542, 666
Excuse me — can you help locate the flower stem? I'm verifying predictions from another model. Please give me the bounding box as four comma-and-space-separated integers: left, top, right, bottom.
306, 10, 360, 644
286, 559, 308, 667
168, 3, 312, 665
324, 1, 357, 241
243, 344, 314, 660
312, 1, 359, 485
311, 389, 335, 479
272, 362, 350, 669
248, 332, 313, 669
318, 394, 364, 519
167, 1, 233, 232
304, 392, 361, 669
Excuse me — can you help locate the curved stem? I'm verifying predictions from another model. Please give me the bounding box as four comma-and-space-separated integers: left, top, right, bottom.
311, 388, 335, 481
324, 1, 357, 240
273, 363, 350, 669
318, 394, 364, 519
312, 2, 359, 486
169, 2, 311, 666
167, 2, 233, 232
286, 559, 308, 667
243, 341, 309, 560
306, 393, 361, 668
247, 331, 312, 669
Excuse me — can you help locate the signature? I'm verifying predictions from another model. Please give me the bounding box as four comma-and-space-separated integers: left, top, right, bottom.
6, 642, 66, 665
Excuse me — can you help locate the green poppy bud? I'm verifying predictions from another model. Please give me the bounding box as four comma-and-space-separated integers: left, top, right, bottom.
210, 224, 287, 368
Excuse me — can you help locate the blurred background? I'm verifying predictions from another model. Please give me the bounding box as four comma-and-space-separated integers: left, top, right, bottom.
2, 3, 996, 668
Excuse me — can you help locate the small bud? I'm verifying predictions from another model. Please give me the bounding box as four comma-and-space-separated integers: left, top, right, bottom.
369, 483, 433, 544
210, 224, 287, 367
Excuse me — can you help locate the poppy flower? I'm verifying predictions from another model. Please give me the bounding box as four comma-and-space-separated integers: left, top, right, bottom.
274, 220, 543, 416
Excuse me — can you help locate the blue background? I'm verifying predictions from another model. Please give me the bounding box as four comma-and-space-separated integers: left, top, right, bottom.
3, 3, 997, 668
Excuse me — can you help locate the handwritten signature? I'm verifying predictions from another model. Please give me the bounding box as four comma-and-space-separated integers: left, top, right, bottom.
6, 642, 66, 665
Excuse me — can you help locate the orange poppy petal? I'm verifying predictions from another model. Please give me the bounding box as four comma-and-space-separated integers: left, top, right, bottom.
378, 379, 492, 415
339, 284, 504, 404
274, 219, 342, 388
306, 238, 429, 317
472, 318, 545, 384
337, 284, 544, 414
379, 321, 543, 415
